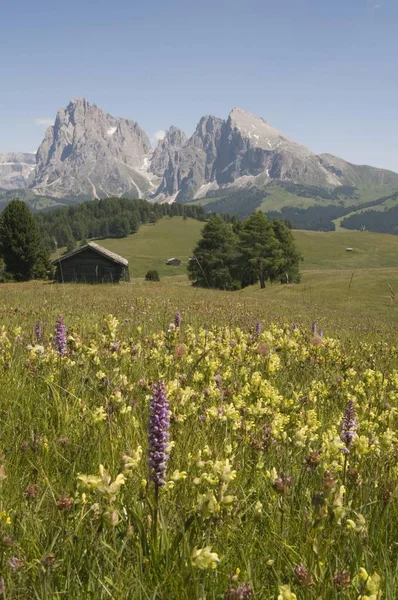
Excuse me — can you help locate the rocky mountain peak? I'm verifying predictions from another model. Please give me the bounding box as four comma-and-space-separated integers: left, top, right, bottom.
32, 99, 152, 200
149, 126, 187, 177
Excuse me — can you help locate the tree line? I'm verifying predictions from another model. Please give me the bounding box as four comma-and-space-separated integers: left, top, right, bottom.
188, 212, 302, 290
36, 198, 207, 252
0, 198, 208, 282
341, 203, 398, 235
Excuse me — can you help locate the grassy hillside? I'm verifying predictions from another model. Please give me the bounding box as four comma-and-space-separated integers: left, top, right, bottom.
90, 217, 398, 276
81, 217, 204, 278
295, 229, 398, 270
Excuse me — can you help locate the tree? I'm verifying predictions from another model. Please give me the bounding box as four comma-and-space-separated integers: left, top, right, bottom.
271, 218, 302, 283
188, 216, 240, 290
0, 200, 45, 281
237, 212, 282, 289
145, 270, 160, 282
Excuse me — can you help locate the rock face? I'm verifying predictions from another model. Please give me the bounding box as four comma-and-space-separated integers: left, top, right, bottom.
155, 116, 224, 202
0, 153, 36, 190
32, 98, 154, 199
150, 126, 187, 177
154, 107, 348, 202
3, 100, 398, 207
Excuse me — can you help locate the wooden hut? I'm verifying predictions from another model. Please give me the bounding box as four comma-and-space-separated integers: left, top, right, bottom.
52, 242, 130, 283
166, 257, 181, 266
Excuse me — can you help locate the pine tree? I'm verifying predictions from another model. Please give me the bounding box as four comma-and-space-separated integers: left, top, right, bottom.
271, 218, 302, 283
188, 216, 240, 290
0, 200, 45, 281
237, 212, 282, 288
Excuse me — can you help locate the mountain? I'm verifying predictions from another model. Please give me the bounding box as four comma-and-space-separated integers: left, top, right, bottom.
154, 107, 398, 206
2, 100, 398, 219
0, 153, 36, 190
31, 98, 157, 200
149, 126, 187, 178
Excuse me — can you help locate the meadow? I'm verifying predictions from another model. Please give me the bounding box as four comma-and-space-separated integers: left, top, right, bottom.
0, 219, 398, 598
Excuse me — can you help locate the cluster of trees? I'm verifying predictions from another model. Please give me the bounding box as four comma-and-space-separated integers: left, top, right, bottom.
36, 198, 207, 252
0, 200, 50, 281
341, 204, 398, 235
188, 212, 302, 290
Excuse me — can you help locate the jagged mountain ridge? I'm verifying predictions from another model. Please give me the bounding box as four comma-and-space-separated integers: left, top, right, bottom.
32, 98, 158, 200
3, 99, 398, 208
0, 153, 36, 190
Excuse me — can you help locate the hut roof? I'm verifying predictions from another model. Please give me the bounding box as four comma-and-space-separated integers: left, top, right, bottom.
52, 242, 128, 267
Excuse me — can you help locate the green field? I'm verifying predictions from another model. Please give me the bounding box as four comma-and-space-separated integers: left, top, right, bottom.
1, 218, 398, 597
52, 217, 398, 330
80, 217, 398, 275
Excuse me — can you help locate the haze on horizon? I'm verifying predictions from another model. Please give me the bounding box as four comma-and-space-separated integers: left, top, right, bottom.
1, 0, 397, 172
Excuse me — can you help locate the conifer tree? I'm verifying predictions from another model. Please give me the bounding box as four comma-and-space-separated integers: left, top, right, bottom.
271, 218, 302, 283
188, 216, 240, 290
0, 200, 45, 281
237, 211, 282, 288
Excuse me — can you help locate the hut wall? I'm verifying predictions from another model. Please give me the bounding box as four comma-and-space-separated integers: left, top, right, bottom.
55, 249, 129, 283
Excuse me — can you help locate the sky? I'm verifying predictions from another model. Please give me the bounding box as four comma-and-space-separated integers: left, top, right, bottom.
1, 0, 398, 170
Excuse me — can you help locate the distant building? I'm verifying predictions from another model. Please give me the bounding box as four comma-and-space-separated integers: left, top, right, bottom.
52, 242, 130, 283
166, 258, 181, 266
346, 248, 354, 252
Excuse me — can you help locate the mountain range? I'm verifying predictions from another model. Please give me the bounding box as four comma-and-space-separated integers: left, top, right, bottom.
2, 98, 398, 217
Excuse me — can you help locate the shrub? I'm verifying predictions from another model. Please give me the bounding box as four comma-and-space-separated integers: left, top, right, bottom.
145, 270, 160, 282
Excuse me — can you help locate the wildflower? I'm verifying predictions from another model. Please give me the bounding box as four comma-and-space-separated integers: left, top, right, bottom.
8, 556, 25, 571
306, 450, 321, 471
54, 315, 67, 356
175, 344, 186, 357
340, 400, 357, 452
258, 343, 269, 355
356, 569, 382, 599
57, 436, 70, 447
41, 553, 56, 567
174, 312, 181, 328
294, 564, 314, 587
35, 321, 42, 342
0, 578, 4, 596
225, 583, 253, 599
272, 474, 293, 495
1, 535, 15, 547
191, 546, 220, 569
278, 584, 297, 600
333, 570, 351, 589
215, 374, 223, 388
56, 493, 73, 511
24, 483, 39, 500
148, 382, 170, 488
311, 320, 317, 335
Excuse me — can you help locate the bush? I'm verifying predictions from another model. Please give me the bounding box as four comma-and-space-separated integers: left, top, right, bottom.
145, 270, 160, 282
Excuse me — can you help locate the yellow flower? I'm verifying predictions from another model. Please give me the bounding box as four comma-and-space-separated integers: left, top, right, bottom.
278, 584, 297, 600
191, 546, 220, 570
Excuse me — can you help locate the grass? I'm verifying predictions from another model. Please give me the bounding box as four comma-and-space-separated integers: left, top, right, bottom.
2, 219, 398, 597
79, 217, 398, 277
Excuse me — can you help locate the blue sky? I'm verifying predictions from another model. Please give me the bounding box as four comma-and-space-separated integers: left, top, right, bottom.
1, 0, 397, 170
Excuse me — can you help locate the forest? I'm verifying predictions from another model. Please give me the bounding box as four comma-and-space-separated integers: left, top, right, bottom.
35, 198, 207, 251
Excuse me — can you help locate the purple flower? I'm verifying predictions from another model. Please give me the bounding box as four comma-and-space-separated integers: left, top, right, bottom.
215, 374, 222, 388
54, 315, 67, 356
319, 329, 324, 338
255, 321, 261, 336
311, 320, 317, 335
340, 400, 357, 451
148, 382, 170, 488
35, 322, 42, 342
174, 312, 181, 328
225, 583, 253, 599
